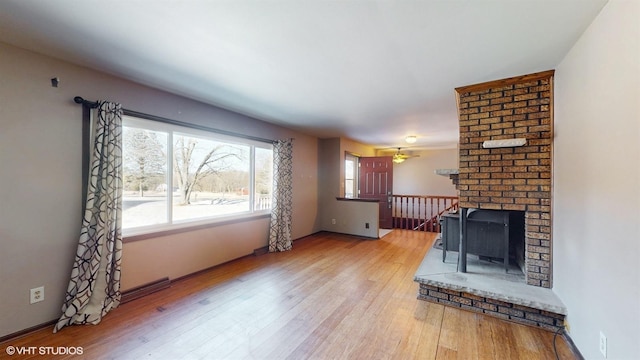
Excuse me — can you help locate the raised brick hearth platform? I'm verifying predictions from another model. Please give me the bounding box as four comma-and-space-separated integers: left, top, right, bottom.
417, 284, 565, 331
414, 247, 566, 331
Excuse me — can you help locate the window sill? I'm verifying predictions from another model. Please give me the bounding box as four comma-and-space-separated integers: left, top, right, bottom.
123, 212, 271, 243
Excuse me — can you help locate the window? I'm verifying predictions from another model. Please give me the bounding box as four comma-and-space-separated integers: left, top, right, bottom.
345, 153, 359, 198
122, 116, 273, 235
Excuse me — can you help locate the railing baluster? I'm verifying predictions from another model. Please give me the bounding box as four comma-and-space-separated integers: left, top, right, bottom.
412, 196, 417, 231
393, 196, 397, 228
436, 198, 439, 232
409, 197, 411, 229
422, 196, 429, 232
403, 197, 406, 230
391, 194, 458, 233
400, 196, 404, 229
407, 196, 411, 230
423, 197, 428, 232
404, 196, 407, 229
419, 196, 424, 232
408, 196, 412, 230
406, 196, 410, 230
406, 196, 409, 230
417, 197, 421, 230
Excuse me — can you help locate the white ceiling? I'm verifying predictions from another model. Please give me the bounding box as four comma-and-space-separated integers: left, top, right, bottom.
0, 0, 607, 149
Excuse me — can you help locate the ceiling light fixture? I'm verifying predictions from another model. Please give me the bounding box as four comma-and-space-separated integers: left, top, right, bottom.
405, 135, 417, 144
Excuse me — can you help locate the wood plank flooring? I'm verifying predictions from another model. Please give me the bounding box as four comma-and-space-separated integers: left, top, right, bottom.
0, 230, 576, 359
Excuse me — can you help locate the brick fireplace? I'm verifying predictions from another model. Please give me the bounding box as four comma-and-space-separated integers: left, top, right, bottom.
413, 70, 564, 331
455, 70, 554, 288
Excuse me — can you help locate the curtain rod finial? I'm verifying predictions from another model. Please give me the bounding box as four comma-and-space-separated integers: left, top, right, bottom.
74, 96, 99, 108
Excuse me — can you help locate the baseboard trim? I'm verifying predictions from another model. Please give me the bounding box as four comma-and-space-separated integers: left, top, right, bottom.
121, 277, 171, 304
254, 231, 323, 256
0, 319, 57, 343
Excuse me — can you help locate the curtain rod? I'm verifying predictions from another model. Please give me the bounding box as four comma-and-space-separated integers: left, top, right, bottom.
73, 96, 279, 144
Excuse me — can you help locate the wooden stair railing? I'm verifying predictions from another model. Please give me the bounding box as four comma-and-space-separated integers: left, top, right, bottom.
392, 195, 459, 232
413, 201, 460, 232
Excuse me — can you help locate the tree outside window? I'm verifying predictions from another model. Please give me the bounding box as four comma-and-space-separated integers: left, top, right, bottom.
122, 117, 272, 234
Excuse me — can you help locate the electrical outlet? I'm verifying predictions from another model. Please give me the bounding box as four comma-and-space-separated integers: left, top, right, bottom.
331, 219, 336, 225
365, 222, 369, 229
30, 286, 44, 304
599, 331, 607, 358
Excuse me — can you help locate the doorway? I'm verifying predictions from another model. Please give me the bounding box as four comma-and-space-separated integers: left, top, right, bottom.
358, 156, 394, 229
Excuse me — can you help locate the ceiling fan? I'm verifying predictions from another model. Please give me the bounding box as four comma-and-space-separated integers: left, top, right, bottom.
392, 147, 419, 164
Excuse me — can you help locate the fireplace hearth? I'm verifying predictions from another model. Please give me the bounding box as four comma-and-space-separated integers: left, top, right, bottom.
413, 248, 566, 331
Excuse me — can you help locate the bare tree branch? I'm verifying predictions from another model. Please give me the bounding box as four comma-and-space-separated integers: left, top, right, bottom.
173, 137, 243, 205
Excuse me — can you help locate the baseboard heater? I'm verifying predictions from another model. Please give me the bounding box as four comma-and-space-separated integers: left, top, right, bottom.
121, 277, 171, 304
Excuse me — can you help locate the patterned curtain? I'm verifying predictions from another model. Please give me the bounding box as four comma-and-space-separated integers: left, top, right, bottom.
268, 139, 293, 252
54, 101, 123, 333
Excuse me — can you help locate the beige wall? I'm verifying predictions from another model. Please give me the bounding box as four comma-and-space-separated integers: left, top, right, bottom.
0, 42, 320, 337
321, 200, 380, 238
318, 138, 342, 200
317, 138, 379, 237
554, 0, 639, 357
390, 148, 458, 196
121, 218, 271, 289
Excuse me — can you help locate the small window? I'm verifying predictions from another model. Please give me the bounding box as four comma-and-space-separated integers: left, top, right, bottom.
345, 153, 359, 198
122, 116, 273, 235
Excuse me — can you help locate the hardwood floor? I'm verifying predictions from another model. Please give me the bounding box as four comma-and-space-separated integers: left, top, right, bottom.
1, 230, 576, 359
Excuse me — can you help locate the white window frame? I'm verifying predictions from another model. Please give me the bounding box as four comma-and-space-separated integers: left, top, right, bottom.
122, 116, 273, 237
345, 152, 359, 198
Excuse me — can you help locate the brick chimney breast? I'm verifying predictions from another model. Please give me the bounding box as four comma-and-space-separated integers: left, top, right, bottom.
455, 70, 554, 288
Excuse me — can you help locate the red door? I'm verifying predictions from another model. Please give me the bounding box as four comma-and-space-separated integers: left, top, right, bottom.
359, 156, 393, 229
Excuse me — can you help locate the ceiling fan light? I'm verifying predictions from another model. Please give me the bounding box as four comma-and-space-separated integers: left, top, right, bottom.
392, 156, 405, 164
405, 135, 417, 144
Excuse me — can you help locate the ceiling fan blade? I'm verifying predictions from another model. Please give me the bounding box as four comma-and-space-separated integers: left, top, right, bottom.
391, 147, 420, 162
